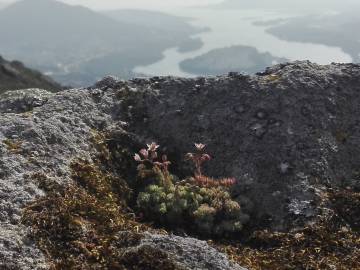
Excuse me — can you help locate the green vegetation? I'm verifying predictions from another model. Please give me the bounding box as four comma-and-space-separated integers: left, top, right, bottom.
137, 184, 246, 236
22, 133, 182, 269
135, 142, 249, 237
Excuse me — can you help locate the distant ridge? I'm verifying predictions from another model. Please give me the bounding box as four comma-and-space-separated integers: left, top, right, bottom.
0, 0, 204, 86
0, 55, 62, 93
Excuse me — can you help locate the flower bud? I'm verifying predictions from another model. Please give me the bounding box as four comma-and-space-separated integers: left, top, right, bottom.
194, 143, 206, 151
134, 153, 142, 162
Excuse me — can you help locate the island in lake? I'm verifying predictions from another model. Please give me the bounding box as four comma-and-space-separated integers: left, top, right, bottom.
180, 45, 288, 76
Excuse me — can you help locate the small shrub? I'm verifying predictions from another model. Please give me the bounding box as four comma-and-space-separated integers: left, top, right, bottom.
135, 143, 248, 237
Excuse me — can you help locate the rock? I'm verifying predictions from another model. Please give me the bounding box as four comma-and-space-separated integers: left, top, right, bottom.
126, 61, 360, 230
0, 227, 48, 270
140, 233, 247, 270
0, 89, 53, 113
0, 61, 359, 268
0, 86, 244, 269
93, 75, 119, 90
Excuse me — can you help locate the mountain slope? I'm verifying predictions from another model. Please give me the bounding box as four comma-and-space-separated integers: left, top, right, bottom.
0, 0, 204, 86
104, 9, 205, 53
104, 9, 203, 36
0, 56, 62, 93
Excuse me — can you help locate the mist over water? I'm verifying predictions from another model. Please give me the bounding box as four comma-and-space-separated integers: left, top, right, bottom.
0, 0, 359, 85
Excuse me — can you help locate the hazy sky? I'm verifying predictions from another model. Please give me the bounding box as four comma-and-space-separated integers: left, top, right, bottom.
1, 0, 359, 11
0, 0, 224, 10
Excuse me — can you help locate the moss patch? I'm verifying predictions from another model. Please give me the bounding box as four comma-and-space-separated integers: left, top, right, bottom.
266, 74, 281, 82
120, 245, 184, 270
22, 160, 179, 269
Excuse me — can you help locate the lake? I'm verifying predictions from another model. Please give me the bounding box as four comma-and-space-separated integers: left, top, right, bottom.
134, 8, 352, 77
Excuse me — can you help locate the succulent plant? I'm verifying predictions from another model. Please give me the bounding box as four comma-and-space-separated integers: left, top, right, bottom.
134, 142, 174, 192
134, 142, 248, 237
136, 181, 246, 236
186, 143, 236, 188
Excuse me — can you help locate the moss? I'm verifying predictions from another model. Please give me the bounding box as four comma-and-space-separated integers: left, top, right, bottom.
21, 111, 33, 118
119, 245, 183, 270
266, 74, 281, 82
3, 138, 22, 154
89, 130, 112, 164
93, 130, 141, 187
28, 172, 62, 193
22, 160, 179, 269
70, 160, 132, 210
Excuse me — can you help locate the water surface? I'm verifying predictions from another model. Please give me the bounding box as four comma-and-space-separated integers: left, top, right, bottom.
134, 8, 352, 76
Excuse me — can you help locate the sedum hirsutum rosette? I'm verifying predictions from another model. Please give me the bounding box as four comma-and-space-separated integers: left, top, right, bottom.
134, 142, 249, 237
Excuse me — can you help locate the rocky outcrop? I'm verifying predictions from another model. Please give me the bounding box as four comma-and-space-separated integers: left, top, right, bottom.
0, 82, 245, 269
121, 61, 360, 230
0, 56, 62, 93
0, 61, 359, 268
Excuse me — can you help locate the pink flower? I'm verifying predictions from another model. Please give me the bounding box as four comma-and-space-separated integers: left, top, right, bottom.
134, 153, 142, 162
195, 143, 206, 151
185, 153, 194, 160
150, 151, 158, 160
147, 142, 160, 152
139, 149, 149, 159
201, 154, 211, 161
